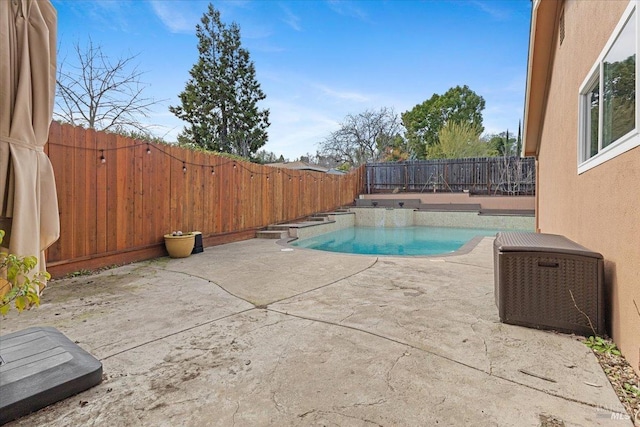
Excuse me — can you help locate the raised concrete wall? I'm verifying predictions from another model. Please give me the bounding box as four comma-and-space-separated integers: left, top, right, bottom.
352, 208, 414, 227
349, 208, 534, 230
413, 211, 534, 230
360, 193, 535, 211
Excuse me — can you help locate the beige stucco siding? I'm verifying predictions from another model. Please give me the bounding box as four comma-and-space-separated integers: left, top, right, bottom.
536, 0, 640, 373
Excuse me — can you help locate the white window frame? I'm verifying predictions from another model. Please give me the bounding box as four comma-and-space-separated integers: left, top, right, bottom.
578, 0, 640, 174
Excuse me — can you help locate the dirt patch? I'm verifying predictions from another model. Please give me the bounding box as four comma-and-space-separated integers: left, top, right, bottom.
44, 261, 165, 304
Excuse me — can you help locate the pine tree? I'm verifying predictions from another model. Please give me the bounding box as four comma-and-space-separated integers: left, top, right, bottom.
169, 4, 269, 156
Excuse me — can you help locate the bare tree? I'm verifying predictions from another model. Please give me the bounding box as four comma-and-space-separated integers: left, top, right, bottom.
55, 40, 158, 132
319, 107, 403, 166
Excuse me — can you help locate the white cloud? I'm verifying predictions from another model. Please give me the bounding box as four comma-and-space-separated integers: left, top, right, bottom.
469, 1, 511, 21
62, 0, 134, 33
314, 84, 370, 103
148, 0, 199, 34
326, 0, 370, 22
280, 4, 302, 32
482, 102, 523, 137
262, 99, 341, 159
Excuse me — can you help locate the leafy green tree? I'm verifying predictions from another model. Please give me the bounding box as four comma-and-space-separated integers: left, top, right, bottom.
427, 121, 490, 159
402, 85, 485, 158
253, 150, 278, 164
253, 150, 288, 164
382, 135, 410, 161
170, 3, 269, 157
486, 130, 516, 156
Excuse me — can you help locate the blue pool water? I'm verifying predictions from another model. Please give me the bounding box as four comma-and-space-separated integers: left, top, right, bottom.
291, 226, 504, 256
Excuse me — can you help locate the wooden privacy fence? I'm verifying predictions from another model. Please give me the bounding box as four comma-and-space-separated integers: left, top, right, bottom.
44, 122, 365, 277
365, 157, 536, 195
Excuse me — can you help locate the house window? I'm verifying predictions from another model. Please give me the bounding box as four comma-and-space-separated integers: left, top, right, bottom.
579, 2, 639, 173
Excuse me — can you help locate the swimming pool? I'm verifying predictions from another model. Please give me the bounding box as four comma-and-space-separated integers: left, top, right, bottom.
291, 226, 503, 256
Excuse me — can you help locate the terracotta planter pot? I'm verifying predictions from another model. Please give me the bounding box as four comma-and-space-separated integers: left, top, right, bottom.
164, 233, 195, 258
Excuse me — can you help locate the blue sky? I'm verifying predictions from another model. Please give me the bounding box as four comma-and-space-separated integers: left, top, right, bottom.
52, 0, 532, 160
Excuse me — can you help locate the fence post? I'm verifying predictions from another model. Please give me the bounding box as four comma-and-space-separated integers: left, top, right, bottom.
404, 164, 408, 192
487, 160, 492, 194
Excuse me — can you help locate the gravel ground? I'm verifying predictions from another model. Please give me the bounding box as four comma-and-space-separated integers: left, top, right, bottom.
592, 342, 640, 425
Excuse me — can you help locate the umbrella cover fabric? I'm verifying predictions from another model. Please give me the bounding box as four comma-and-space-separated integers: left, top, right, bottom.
0, 0, 60, 273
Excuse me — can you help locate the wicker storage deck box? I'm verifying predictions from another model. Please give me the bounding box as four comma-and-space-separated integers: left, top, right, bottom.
493, 232, 605, 336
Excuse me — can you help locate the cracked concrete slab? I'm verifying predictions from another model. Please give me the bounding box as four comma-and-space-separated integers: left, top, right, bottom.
0, 238, 632, 426
163, 239, 377, 306
0, 261, 253, 359
271, 240, 617, 409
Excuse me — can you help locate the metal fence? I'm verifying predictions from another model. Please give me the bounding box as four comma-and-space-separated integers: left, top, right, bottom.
364, 157, 536, 195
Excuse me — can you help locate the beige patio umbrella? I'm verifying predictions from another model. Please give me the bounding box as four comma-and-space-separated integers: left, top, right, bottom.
0, 0, 59, 273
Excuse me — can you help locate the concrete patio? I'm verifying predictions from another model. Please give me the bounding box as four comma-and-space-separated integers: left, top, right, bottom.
0, 237, 632, 426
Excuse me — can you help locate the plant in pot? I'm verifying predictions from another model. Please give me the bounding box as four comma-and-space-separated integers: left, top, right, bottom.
163, 231, 195, 258
0, 230, 50, 315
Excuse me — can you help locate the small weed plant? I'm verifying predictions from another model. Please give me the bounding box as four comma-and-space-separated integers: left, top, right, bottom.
65, 269, 92, 278
623, 382, 640, 399
584, 335, 622, 356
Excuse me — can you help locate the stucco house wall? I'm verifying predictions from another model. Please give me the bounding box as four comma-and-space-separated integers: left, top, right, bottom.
528, 0, 640, 373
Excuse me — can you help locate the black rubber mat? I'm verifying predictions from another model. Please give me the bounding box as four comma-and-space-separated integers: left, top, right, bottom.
0, 326, 102, 425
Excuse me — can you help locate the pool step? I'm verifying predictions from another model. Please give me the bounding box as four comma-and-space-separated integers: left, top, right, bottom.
256, 230, 289, 239
307, 216, 328, 222
258, 210, 350, 240
267, 221, 325, 231
267, 224, 292, 231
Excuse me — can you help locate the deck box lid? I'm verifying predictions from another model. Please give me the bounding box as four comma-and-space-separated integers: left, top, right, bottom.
495, 232, 603, 259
